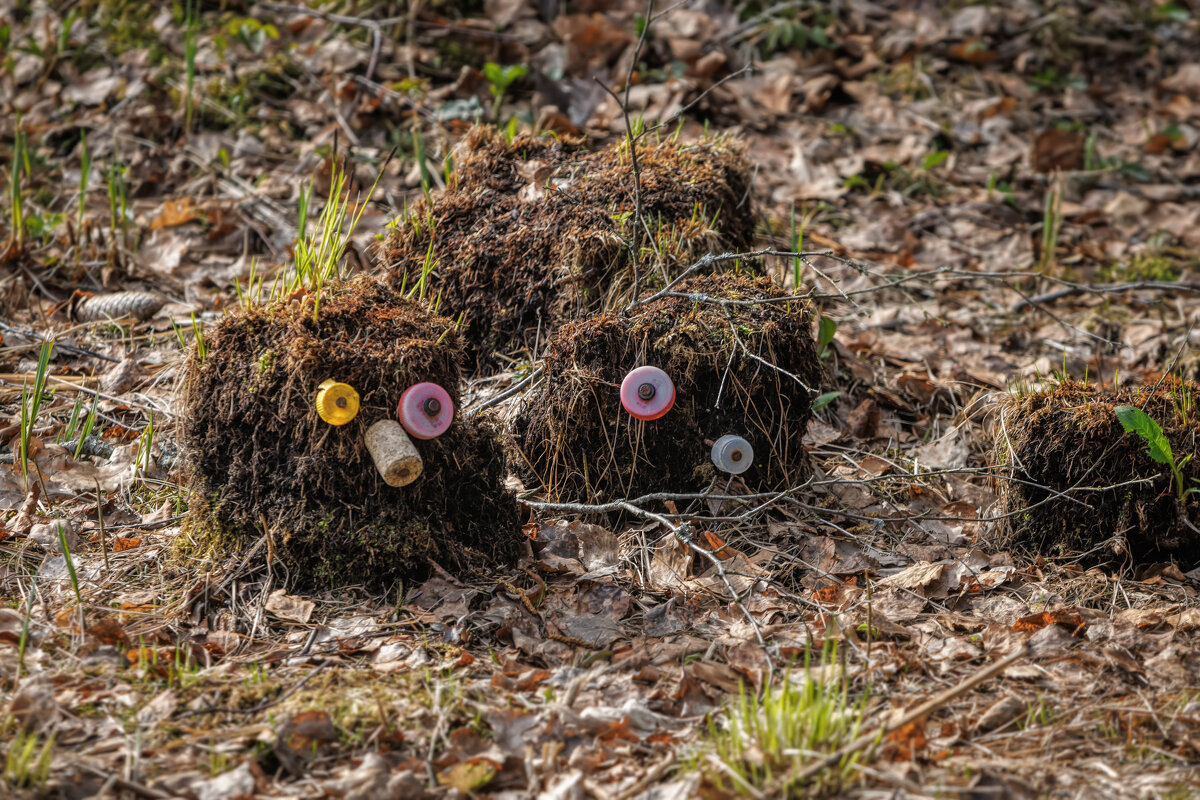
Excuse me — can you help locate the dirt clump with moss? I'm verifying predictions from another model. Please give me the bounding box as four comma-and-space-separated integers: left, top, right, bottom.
178, 276, 521, 590
377, 126, 755, 368
510, 272, 819, 504
994, 379, 1200, 567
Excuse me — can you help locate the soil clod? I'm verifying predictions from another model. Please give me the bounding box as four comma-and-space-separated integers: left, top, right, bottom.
377, 127, 755, 368
994, 379, 1200, 567
511, 273, 820, 504
178, 277, 521, 590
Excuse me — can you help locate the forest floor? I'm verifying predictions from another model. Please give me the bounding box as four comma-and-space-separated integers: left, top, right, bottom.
2, 1, 1200, 798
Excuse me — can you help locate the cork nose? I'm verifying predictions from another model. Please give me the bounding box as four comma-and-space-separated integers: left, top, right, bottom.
366, 420, 423, 487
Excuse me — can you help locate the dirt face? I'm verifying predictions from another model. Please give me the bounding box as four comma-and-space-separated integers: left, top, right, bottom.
510, 273, 819, 505
178, 276, 521, 590
994, 379, 1200, 567
377, 126, 755, 369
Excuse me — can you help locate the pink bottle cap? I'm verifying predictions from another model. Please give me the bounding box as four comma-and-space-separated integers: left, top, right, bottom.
398, 382, 454, 439
620, 366, 675, 421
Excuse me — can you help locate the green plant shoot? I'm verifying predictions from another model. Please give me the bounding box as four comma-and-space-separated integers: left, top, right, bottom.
1114, 405, 1193, 502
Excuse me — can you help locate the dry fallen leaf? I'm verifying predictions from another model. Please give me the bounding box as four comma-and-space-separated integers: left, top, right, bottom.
264, 589, 316, 624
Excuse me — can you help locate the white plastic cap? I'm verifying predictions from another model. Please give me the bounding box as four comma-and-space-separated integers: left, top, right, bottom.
711, 434, 754, 475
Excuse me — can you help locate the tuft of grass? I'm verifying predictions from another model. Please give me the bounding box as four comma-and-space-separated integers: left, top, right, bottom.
18, 341, 53, 481
173, 314, 207, 361
407, 238, 438, 303
136, 410, 155, 473
16, 571, 38, 679
183, 0, 199, 134
272, 148, 389, 321
73, 394, 99, 460
60, 394, 85, 445
106, 160, 130, 250
4, 729, 55, 791
76, 130, 91, 235
191, 313, 207, 361
7, 112, 27, 255
1038, 181, 1062, 273
693, 643, 870, 796
234, 257, 264, 312
1170, 379, 1195, 427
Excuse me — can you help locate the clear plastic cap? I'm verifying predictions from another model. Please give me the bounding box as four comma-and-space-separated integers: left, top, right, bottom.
711, 434, 753, 475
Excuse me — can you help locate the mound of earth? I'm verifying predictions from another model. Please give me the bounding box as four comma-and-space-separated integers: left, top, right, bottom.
178, 276, 522, 590
377, 126, 755, 369
993, 379, 1200, 567
510, 272, 819, 504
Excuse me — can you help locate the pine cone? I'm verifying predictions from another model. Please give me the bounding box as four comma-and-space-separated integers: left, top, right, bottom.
72, 291, 164, 323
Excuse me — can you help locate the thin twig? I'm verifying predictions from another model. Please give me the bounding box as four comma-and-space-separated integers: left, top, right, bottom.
178, 661, 330, 717
518, 496, 766, 647
466, 367, 543, 415
259, 2, 406, 81
0, 321, 121, 363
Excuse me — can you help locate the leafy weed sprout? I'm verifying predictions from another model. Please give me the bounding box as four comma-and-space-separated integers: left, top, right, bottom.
483, 63, 528, 121
693, 643, 870, 796
1115, 405, 1195, 502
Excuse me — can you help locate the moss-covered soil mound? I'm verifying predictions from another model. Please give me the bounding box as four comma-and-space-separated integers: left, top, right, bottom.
510, 273, 819, 504
994, 379, 1200, 567
178, 277, 521, 590
377, 126, 755, 368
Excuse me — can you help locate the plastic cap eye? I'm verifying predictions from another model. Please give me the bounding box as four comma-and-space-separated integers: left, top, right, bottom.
315, 380, 360, 426
620, 366, 675, 421
712, 434, 754, 475
398, 383, 454, 439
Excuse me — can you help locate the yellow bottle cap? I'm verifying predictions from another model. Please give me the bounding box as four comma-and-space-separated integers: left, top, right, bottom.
316, 379, 359, 426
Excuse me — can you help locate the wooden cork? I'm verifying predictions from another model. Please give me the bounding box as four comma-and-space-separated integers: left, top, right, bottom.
365, 420, 423, 487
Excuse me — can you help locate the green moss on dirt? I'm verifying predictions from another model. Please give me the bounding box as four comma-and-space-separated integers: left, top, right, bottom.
994, 379, 1200, 567
377, 126, 756, 369
178, 276, 521, 590
510, 272, 819, 504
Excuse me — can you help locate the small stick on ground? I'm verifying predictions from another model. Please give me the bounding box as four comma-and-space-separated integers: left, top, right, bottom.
518, 496, 766, 647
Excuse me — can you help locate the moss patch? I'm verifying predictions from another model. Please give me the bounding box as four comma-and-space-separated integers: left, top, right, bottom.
377, 126, 756, 369
178, 276, 521, 590
510, 273, 819, 504
994, 379, 1200, 567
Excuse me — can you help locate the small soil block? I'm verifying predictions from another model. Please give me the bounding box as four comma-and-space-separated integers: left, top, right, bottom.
511, 273, 820, 503
377, 127, 755, 368
178, 276, 521, 590
994, 379, 1200, 566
